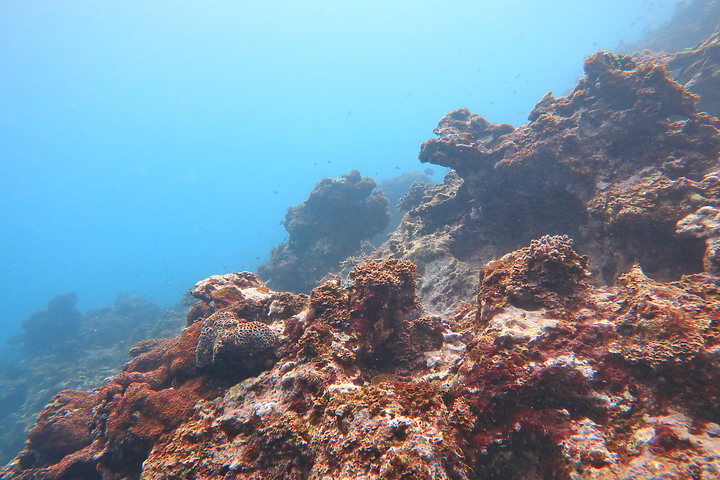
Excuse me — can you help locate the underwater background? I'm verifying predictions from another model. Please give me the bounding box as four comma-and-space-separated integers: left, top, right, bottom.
0, 0, 680, 344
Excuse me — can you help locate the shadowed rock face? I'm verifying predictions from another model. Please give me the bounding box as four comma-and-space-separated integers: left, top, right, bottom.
259, 170, 390, 293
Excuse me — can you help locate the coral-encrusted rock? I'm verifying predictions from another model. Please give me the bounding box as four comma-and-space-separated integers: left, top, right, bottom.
348, 259, 442, 370
5, 240, 720, 479
259, 170, 390, 293
476, 234, 589, 321
610, 265, 713, 366
677, 205, 720, 274
374, 49, 720, 316
189, 271, 274, 316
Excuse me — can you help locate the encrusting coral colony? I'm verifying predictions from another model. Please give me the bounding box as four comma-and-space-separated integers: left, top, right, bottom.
6, 18, 720, 480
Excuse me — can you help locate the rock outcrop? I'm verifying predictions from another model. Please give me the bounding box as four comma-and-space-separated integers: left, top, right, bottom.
361, 49, 720, 315
259, 170, 390, 293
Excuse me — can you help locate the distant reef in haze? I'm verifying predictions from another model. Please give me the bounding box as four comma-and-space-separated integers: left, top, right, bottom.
0, 294, 186, 465
5, 9, 720, 479
620, 0, 720, 54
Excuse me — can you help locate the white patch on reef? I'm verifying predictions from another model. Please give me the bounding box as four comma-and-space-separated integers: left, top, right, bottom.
543, 353, 596, 379
485, 306, 559, 344
327, 383, 362, 395
241, 287, 272, 302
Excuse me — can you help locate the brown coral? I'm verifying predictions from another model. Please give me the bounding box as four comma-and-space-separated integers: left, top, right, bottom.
195, 311, 279, 378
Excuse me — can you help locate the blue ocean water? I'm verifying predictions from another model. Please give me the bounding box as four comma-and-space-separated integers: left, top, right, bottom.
0, 0, 680, 342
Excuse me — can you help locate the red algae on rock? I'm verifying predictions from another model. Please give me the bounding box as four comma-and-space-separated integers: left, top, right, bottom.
5, 236, 720, 479
6, 36, 720, 479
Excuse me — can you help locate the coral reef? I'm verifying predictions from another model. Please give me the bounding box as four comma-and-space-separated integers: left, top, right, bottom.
0, 296, 184, 466
356, 48, 720, 316
259, 170, 390, 293
13, 293, 83, 357
6, 28, 720, 480
5, 240, 720, 479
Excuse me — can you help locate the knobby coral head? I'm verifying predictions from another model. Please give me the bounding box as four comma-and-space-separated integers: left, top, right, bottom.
477, 234, 590, 319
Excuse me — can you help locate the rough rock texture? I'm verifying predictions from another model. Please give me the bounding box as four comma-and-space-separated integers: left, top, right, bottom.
356, 49, 720, 315
639, 32, 720, 119
6, 33, 720, 480
259, 170, 390, 293
6, 241, 720, 479
677, 205, 720, 274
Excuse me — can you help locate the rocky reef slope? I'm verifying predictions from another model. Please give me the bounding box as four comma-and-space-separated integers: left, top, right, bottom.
5, 36, 720, 480
3, 237, 720, 479
0, 295, 185, 466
